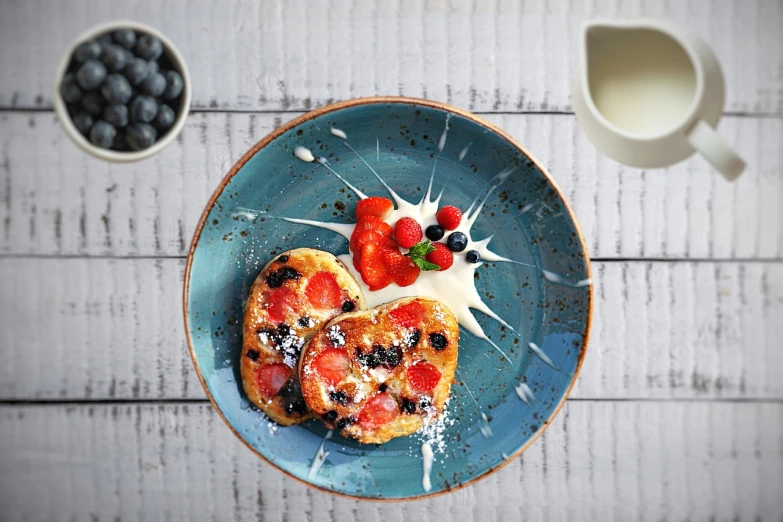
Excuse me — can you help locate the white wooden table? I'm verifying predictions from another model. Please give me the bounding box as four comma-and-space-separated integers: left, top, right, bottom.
1, 1, 782, 520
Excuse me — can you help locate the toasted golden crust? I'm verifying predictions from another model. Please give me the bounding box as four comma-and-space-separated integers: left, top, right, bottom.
299, 297, 459, 443
241, 248, 366, 425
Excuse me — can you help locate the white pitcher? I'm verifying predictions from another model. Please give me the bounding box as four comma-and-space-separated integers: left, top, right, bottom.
572, 18, 745, 180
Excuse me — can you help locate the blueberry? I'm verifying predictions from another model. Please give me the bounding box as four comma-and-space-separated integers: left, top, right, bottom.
425, 224, 445, 241
341, 300, 355, 313
406, 329, 421, 348
466, 250, 480, 263
128, 95, 158, 123
162, 70, 184, 100
75, 60, 107, 90
125, 122, 157, 151
80, 91, 105, 116
59, 73, 82, 103
112, 129, 130, 152
323, 410, 338, 422
101, 44, 129, 73
71, 112, 93, 135
329, 391, 349, 406
147, 60, 160, 74
135, 34, 163, 61
73, 40, 102, 63
103, 104, 129, 128
140, 72, 166, 97
429, 333, 448, 351
89, 120, 116, 149
446, 231, 468, 252
245, 349, 260, 361
123, 58, 149, 86
112, 29, 137, 49
336, 416, 356, 430
101, 74, 132, 104
97, 34, 113, 48
401, 398, 416, 414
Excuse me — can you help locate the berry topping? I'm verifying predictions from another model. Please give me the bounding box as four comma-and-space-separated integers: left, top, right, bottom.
356, 196, 393, 221
245, 349, 259, 361
466, 250, 481, 263
436, 205, 462, 230
312, 348, 351, 385
405, 329, 422, 347
265, 287, 299, 324
358, 392, 400, 428
285, 399, 307, 414
425, 224, 445, 241
298, 316, 313, 327
323, 410, 338, 422
429, 333, 449, 351
329, 390, 349, 405
336, 416, 357, 430
401, 398, 417, 414
394, 217, 423, 249
341, 300, 355, 313
256, 363, 292, 397
389, 301, 426, 328
383, 249, 421, 287
276, 255, 290, 263
305, 271, 342, 310
447, 231, 468, 252
265, 266, 301, 288
378, 383, 388, 392
407, 361, 442, 392
359, 241, 393, 290
425, 242, 454, 271
356, 345, 403, 370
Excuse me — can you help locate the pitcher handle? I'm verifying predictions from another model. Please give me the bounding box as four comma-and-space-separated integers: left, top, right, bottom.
686, 120, 746, 181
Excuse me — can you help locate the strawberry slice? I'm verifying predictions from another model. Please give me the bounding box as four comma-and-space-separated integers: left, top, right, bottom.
354, 229, 398, 254
256, 363, 292, 397
388, 300, 425, 328
383, 249, 420, 287
407, 361, 442, 392
305, 271, 342, 310
359, 241, 394, 290
358, 392, 400, 428
312, 348, 352, 385
356, 196, 393, 221
350, 216, 393, 252
266, 287, 300, 324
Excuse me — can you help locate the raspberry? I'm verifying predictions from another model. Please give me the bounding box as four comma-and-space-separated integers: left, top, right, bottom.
425, 242, 454, 271
393, 217, 423, 249
436, 205, 462, 230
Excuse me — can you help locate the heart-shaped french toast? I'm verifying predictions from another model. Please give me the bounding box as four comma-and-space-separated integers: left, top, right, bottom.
299, 297, 459, 444
241, 248, 366, 425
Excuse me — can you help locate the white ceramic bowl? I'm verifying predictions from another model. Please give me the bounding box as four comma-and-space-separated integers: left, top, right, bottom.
53, 20, 191, 162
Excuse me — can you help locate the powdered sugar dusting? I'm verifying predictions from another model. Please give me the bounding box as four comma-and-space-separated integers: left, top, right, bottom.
326, 325, 345, 347
417, 398, 454, 454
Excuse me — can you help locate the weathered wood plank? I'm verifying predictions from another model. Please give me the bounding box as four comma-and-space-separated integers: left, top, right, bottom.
0, 402, 780, 521
0, 0, 781, 115
0, 112, 780, 259
0, 258, 780, 400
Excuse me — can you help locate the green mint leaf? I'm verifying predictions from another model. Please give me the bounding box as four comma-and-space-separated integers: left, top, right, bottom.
412, 257, 441, 271
407, 240, 435, 258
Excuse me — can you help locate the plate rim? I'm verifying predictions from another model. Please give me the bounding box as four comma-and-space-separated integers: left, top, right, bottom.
182, 96, 594, 501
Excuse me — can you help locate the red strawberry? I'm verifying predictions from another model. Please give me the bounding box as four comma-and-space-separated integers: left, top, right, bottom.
266, 287, 300, 323
425, 242, 454, 271
407, 361, 442, 392
350, 216, 394, 251
312, 348, 351, 385
388, 300, 425, 328
354, 229, 398, 254
394, 217, 423, 249
359, 241, 393, 290
436, 206, 462, 230
256, 363, 292, 397
358, 392, 400, 428
383, 249, 420, 287
356, 196, 393, 221
305, 271, 342, 310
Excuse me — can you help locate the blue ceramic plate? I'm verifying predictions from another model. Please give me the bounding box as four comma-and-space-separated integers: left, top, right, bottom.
184, 97, 592, 500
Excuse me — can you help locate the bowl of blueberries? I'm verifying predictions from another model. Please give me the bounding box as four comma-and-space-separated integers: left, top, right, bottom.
54, 20, 191, 162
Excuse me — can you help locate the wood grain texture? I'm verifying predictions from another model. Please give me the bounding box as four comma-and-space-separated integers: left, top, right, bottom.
1, 0, 782, 114
1, 257, 780, 400
0, 402, 781, 521
0, 112, 780, 259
